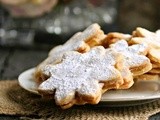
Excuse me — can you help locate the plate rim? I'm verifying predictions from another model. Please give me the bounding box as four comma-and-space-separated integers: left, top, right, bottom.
18, 68, 39, 95
18, 67, 160, 102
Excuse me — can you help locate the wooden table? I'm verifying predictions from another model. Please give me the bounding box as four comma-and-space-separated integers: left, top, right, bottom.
0, 47, 160, 120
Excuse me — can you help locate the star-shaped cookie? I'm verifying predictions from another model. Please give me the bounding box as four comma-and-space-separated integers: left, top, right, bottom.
109, 40, 152, 76
38, 46, 123, 109
34, 23, 106, 83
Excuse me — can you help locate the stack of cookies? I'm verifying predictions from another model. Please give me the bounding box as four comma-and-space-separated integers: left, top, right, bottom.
102, 27, 160, 81
129, 27, 160, 81
34, 23, 160, 109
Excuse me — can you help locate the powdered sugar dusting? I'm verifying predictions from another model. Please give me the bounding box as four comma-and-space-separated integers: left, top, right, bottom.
49, 23, 101, 56
135, 27, 160, 49
129, 43, 148, 54
38, 46, 121, 104
37, 23, 103, 72
110, 40, 149, 68
143, 37, 160, 49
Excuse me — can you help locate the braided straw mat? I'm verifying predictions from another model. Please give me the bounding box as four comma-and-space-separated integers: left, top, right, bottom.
0, 80, 160, 120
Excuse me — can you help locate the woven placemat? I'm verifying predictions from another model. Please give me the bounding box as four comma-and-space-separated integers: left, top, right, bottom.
0, 80, 160, 120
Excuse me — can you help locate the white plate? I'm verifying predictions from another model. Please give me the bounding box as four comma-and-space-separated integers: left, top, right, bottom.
18, 68, 160, 106
18, 68, 39, 95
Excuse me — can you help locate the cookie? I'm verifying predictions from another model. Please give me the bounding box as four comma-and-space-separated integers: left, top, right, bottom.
0, 0, 58, 17
109, 40, 152, 76
134, 74, 160, 81
116, 62, 133, 89
34, 23, 106, 83
156, 30, 160, 35
152, 61, 160, 69
38, 46, 124, 109
49, 23, 105, 55
132, 27, 155, 37
148, 48, 160, 64
148, 68, 160, 74
129, 27, 160, 69
102, 32, 131, 48
130, 27, 160, 49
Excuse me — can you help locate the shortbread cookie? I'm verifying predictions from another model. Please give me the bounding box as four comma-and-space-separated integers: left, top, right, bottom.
152, 64, 160, 69
132, 27, 155, 37
130, 27, 160, 49
0, 0, 58, 17
156, 30, 160, 35
148, 68, 160, 74
38, 46, 124, 109
34, 23, 106, 83
130, 37, 160, 50
49, 23, 105, 55
103, 32, 131, 47
116, 63, 133, 89
34, 33, 82, 83
148, 49, 160, 64
109, 40, 152, 76
129, 27, 160, 68
152, 61, 160, 69
134, 74, 160, 81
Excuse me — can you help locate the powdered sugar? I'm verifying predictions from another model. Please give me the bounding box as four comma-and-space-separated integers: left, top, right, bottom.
110, 40, 149, 68
38, 46, 122, 104
134, 27, 160, 49
37, 23, 105, 73
49, 23, 104, 56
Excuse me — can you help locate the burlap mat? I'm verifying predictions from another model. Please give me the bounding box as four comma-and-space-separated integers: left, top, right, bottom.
0, 80, 160, 120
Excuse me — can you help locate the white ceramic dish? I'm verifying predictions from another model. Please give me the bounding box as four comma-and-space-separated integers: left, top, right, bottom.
18, 68, 160, 106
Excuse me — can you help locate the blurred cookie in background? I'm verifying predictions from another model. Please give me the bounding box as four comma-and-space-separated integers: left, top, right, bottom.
0, 0, 58, 17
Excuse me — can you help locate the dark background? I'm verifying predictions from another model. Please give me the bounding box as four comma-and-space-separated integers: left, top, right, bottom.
0, 0, 160, 48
